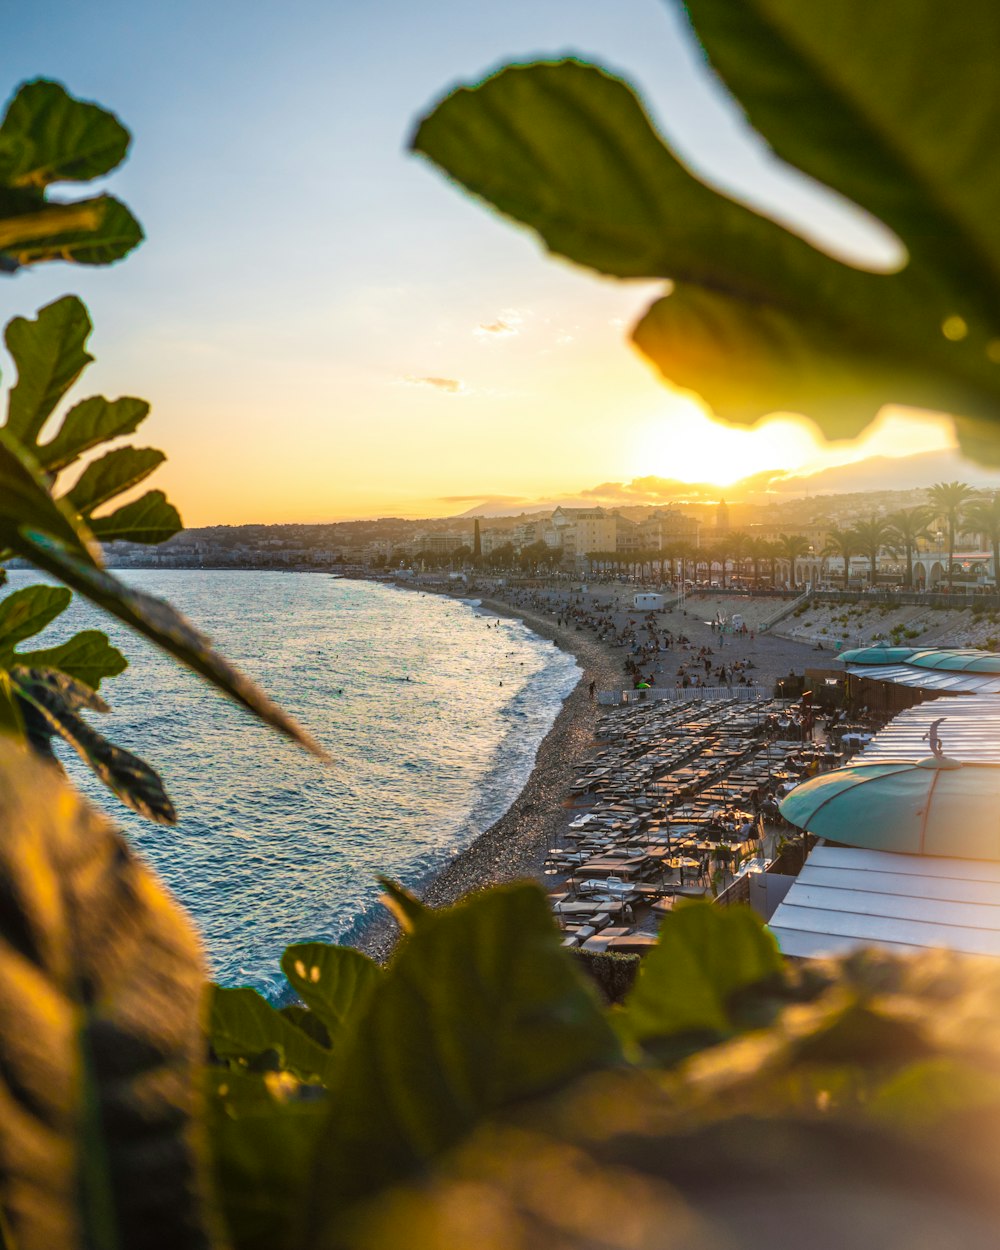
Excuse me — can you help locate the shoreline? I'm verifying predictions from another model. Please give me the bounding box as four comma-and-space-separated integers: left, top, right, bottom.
351, 589, 620, 962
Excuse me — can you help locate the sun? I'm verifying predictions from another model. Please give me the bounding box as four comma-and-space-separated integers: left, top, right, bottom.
637, 398, 821, 486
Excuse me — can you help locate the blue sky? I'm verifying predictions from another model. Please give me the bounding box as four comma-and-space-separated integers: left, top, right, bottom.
0, 0, 964, 521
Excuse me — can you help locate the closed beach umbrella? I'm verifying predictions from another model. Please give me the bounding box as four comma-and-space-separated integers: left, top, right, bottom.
780, 757, 1000, 859
838, 646, 918, 665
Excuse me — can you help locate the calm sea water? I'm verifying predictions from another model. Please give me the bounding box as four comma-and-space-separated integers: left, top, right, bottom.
6, 571, 580, 997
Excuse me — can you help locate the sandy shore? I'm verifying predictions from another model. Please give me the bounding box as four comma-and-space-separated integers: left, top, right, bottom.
352, 581, 822, 963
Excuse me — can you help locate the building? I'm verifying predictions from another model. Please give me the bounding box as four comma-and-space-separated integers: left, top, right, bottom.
639, 508, 701, 551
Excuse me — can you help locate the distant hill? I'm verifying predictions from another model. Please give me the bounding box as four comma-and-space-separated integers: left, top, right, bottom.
774, 448, 1000, 496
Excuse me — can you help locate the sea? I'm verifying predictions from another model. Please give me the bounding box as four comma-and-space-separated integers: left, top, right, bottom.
5, 570, 581, 999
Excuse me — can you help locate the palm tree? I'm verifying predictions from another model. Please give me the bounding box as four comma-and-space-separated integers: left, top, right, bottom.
775, 533, 810, 588
928, 481, 977, 589
963, 493, 1000, 591
886, 505, 933, 588
728, 530, 752, 584
823, 528, 858, 589
852, 514, 896, 587
746, 536, 771, 588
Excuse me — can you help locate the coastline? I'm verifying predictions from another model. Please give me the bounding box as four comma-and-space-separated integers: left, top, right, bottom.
352, 590, 620, 962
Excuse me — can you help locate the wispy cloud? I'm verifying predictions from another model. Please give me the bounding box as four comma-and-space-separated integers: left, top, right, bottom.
402, 375, 467, 394
474, 308, 526, 341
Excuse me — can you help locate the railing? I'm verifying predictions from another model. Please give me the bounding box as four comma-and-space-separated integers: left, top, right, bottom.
812, 588, 1000, 610
597, 685, 768, 706
758, 587, 812, 633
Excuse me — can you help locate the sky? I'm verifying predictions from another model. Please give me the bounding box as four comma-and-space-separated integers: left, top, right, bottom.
0, 0, 983, 523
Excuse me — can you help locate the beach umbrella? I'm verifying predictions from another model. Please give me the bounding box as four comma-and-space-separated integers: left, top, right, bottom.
780, 756, 1000, 859
838, 646, 918, 665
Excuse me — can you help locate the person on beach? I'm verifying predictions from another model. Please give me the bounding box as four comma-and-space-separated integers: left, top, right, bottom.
589, 679, 596, 700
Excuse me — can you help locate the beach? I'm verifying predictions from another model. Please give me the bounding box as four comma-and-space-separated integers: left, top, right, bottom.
354, 581, 824, 962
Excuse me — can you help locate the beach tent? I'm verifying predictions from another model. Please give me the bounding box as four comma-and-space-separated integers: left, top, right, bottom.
633, 593, 665, 610
780, 756, 1000, 859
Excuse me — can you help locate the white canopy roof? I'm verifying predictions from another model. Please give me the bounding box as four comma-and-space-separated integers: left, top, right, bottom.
844, 663, 1000, 694
768, 844, 1000, 958
858, 696, 1000, 763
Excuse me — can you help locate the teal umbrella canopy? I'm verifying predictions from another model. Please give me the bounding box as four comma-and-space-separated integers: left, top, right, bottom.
907, 649, 1000, 673
780, 757, 1000, 859
838, 646, 917, 665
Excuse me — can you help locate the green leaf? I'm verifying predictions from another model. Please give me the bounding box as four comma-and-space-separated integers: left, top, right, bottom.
90, 488, 182, 545
377, 874, 428, 933
5, 294, 92, 445
0, 583, 71, 655
10, 533, 329, 758
16, 628, 127, 691
279, 1005, 332, 1049
618, 902, 783, 1047
280, 943, 381, 1043
304, 884, 621, 1215
414, 49, 1000, 449
0, 80, 130, 187
67, 446, 165, 513
11, 667, 176, 823
40, 394, 150, 473
206, 1069, 328, 1250
0, 433, 98, 559
0, 741, 218, 1249
6, 194, 143, 268
208, 986, 335, 1083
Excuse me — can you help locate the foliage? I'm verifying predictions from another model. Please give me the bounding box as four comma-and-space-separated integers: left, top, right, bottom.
413, 1, 1000, 463
0, 80, 142, 271
0, 82, 325, 821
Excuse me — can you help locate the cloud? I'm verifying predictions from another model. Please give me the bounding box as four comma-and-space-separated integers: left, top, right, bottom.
403, 375, 467, 394
580, 472, 785, 506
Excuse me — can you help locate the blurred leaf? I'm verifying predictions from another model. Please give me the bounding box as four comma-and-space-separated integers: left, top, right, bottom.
209, 986, 335, 1083
414, 36, 1000, 450
11, 666, 175, 822
377, 875, 428, 933
206, 1068, 328, 1250
90, 488, 182, 545
11, 532, 329, 759
618, 903, 783, 1050
67, 445, 164, 512
0, 81, 141, 271
3, 195, 142, 268
0, 433, 98, 559
0, 583, 71, 654
0, 742, 218, 1250
279, 1005, 332, 1049
5, 293, 92, 444
17, 628, 127, 691
40, 394, 150, 474
305, 884, 621, 1217
281, 942, 381, 1044
0, 79, 130, 186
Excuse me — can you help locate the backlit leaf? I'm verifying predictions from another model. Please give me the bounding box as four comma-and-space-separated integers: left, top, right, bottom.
10, 533, 329, 759
16, 628, 127, 691
0, 433, 98, 559
40, 394, 150, 474
0, 742, 217, 1250
90, 488, 181, 545
0, 79, 130, 186
0, 583, 71, 655
5, 294, 92, 445
280, 943, 381, 1044
209, 986, 335, 1083
6, 194, 142, 268
67, 446, 165, 512
305, 884, 620, 1216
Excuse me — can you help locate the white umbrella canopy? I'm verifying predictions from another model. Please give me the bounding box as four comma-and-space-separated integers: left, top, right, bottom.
780, 756, 1000, 859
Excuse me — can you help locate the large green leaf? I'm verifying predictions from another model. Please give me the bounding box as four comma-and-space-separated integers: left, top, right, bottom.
0, 81, 142, 272
11, 666, 175, 823
0, 79, 130, 187
16, 628, 127, 691
280, 942, 381, 1044
90, 489, 182, 545
40, 394, 150, 474
0, 741, 218, 1250
413, 36, 1000, 450
9, 532, 329, 758
67, 446, 165, 513
0, 433, 98, 559
208, 986, 335, 1083
5, 294, 92, 444
304, 884, 621, 1217
617, 902, 783, 1050
206, 1069, 329, 1250
0, 583, 71, 656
